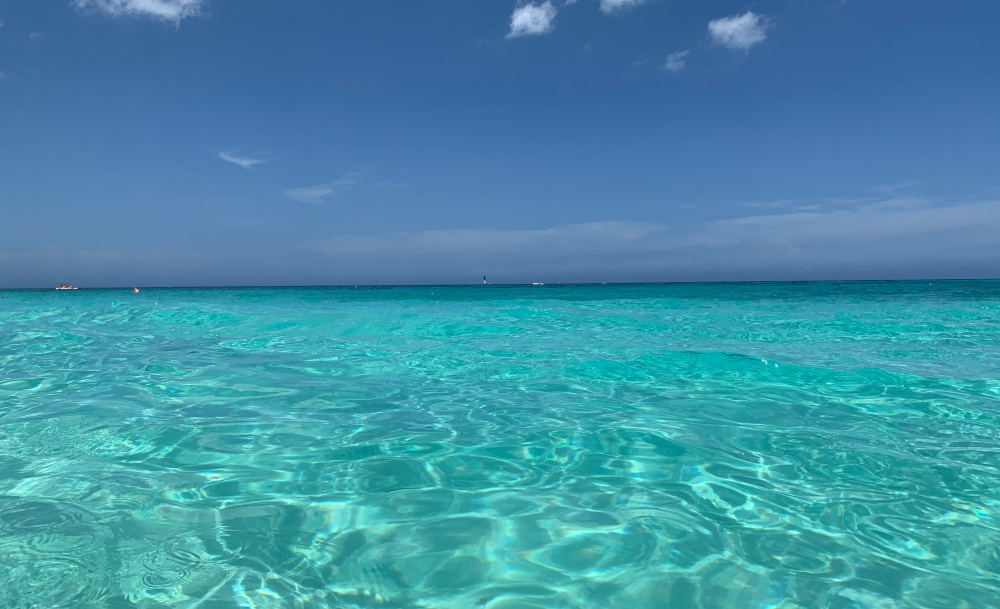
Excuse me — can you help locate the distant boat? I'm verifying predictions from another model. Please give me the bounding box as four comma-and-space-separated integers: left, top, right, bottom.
133, 287, 140, 294
532, 282, 544, 286
483, 275, 488, 285
55, 284, 78, 290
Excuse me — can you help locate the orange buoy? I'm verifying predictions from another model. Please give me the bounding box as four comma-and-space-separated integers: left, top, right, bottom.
133, 287, 140, 294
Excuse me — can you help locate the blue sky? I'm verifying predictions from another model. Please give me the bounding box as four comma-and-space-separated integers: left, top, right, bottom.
1, 0, 998, 287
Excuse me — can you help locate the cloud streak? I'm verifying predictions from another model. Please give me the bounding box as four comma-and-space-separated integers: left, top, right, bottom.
708, 11, 769, 51
304, 198, 1000, 281
507, 2, 557, 39
71, 0, 207, 23
705, 199, 1000, 252
286, 172, 408, 205
218, 152, 267, 170
286, 173, 360, 205
308, 221, 663, 257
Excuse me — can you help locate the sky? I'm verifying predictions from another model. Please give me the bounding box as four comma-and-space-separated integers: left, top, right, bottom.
0, 0, 998, 287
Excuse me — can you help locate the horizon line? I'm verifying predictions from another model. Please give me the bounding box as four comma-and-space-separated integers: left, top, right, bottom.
1, 277, 997, 291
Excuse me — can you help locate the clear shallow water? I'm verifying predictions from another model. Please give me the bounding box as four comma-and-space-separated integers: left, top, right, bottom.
1, 281, 999, 609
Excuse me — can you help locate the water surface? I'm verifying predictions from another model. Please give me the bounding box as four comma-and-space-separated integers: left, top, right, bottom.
1, 281, 999, 608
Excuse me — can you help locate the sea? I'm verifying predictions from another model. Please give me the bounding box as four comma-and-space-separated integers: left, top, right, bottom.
0, 281, 998, 609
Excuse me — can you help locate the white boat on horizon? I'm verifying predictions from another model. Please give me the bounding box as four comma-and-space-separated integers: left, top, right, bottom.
55, 284, 78, 290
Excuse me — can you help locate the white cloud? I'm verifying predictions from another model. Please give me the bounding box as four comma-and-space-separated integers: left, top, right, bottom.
30, 32, 44, 40
0, 72, 6, 79
599, 0, 647, 14
660, 50, 689, 72
507, 2, 557, 39
218, 152, 267, 170
708, 11, 769, 51
70, 0, 206, 23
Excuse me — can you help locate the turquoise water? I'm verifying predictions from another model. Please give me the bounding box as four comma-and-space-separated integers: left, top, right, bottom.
1, 281, 999, 608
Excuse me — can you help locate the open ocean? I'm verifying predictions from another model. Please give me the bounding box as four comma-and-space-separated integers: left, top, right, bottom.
1, 281, 999, 609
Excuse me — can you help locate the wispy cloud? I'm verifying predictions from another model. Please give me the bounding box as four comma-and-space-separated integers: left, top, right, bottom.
218, 152, 268, 170
29, 32, 44, 40
71, 0, 207, 23
507, 2, 557, 39
703, 198, 1000, 253
303, 197, 1000, 280
308, 221, 662, 257
599, 0, 647, 14
708, 11, 770, 51
871, 179, 925, 194
287, 173, 359, 205
734, 199, 795, 209
660, 50, 689, 73
286, 172, 408, 205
